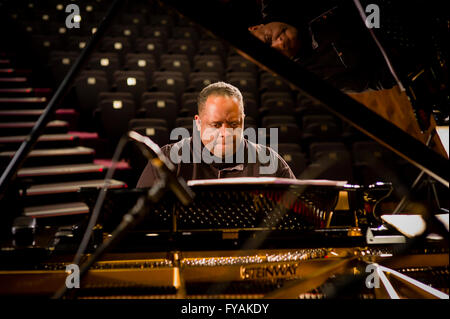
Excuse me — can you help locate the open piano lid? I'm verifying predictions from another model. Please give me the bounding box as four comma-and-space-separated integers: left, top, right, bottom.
162, 0, 448, 188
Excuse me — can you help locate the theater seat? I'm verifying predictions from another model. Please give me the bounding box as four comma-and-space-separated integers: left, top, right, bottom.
74, 71, 109, 121
279, 151, 308, 178
98, 97, 136, 141
152, 71, 186, 100
140, 97, 178, 128
307, 142, 353, 182
113, 70, 148, 106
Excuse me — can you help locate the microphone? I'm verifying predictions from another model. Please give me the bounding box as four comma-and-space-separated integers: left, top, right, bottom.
128, 131, 194, 206
52, 131, 194, 300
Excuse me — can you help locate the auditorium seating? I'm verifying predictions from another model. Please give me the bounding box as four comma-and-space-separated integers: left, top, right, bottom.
193, 55, 225, 75
280, 151, 308, 178
135, 37, 165, 61
74, 71, 109, 128
198, 40, 226, 57
113, 70, 148, 104
308, 142, 354, 182
352, 141, 398, 185
188, 72, 221, 92
260, 72, 292, 93
124, 53, 156, 84
129, 119, 170, 147
98, 94, 136, 140
301, 114, 342, 144
227, 55, 258, 76
152, 71, 186, 99
140, 95, 178, 127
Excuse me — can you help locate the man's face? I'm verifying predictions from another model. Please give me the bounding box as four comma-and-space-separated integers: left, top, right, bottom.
194, 95, 244, 158
248, 22, 300, 58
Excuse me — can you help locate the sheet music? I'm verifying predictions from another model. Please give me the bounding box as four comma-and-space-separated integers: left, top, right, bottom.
436, 126, 449, 158
381, 213, 449, 238
187, 177, 348, 187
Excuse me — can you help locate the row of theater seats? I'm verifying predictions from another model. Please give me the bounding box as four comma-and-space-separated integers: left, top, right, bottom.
51, 47, 235, 82
21, 2, 227, 63
67, 53, 269, 109
53, 51, 278, 99
20, 9, 211, 42
34, 29, 225, 60
90, 89, 346, 142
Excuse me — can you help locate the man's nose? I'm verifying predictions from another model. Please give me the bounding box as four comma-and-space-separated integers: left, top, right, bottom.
219, 124, 233, 137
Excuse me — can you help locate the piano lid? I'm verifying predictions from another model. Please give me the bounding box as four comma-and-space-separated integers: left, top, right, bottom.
162, 0, 448, 187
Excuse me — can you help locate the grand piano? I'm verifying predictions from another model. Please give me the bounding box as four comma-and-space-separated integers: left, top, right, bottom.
0, 0, 448, 300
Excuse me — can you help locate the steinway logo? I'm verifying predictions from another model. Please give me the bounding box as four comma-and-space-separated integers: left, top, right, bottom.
240, 263, 299, 280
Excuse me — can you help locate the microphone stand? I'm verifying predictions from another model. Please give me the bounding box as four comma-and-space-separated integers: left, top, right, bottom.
52, 132, 194, 299
52, 180, 165, 299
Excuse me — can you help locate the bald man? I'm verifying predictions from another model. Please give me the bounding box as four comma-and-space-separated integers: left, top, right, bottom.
136, 82, 295, 188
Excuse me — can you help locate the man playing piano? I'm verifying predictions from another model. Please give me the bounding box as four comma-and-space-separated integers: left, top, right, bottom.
137, 82, 295, 188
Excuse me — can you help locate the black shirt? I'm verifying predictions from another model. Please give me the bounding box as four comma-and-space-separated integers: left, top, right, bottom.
136, 137, 295, 188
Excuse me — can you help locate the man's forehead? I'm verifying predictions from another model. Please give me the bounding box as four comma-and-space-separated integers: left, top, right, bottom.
202, 95, 243, 118
205, 94, 240, 105
205, 110, 242, 122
